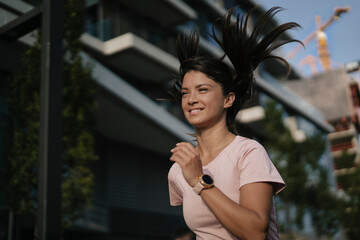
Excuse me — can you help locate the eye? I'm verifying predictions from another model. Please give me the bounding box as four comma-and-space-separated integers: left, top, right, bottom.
181, 91, 188, 96
199, 88, 208, 92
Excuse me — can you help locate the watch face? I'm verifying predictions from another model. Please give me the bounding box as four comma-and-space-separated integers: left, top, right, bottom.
202, 174, 213, 185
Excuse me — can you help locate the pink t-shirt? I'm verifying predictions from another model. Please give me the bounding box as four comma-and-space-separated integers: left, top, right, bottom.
168, 136, 285, 240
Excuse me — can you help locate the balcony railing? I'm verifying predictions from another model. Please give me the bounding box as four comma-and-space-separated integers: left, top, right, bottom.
84, 10, 177, 56
74, 199, 108, 232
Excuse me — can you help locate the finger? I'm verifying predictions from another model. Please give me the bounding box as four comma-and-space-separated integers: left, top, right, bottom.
170, 147, 192, 160
171, 144, 193, 156
176, 142, 196, 149
170, 153, 193, 168
170, 154, 183, 163
171, 147, 193, 161
175, 142, 197, 154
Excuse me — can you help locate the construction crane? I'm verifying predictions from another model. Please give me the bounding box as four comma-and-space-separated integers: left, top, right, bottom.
298, 55, 318, 74
315, 15, 331, 71
297, 16, 332, 73
286, 6, 350, 62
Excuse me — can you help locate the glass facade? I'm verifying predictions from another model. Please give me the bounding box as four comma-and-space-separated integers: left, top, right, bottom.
84, 2, 177, 55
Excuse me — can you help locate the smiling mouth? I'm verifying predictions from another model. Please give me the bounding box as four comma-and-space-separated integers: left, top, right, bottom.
189, 109, 203, 115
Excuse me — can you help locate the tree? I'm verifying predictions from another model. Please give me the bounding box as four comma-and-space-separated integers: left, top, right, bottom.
262, 101, 341, 238
2, 0, 98, 233
61, 0, 99, 227
335, 151, 360, 240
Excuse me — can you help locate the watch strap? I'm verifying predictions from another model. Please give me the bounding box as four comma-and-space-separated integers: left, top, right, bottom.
193, 175, 214, 195
193, 180, 205, 195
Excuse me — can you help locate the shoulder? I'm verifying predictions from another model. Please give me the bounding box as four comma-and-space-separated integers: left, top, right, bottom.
168, 163, 184, 205
168, 162, 181, 181
239, 136, 264, 148
228, 136, 271, 169
230, 136, 267, 157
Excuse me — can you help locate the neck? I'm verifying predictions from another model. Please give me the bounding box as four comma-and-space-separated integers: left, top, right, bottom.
195, 122, 235, 165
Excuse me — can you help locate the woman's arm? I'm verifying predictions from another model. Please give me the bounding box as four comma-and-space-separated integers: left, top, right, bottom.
200, 182, 273, 240
170, 142, 274, 240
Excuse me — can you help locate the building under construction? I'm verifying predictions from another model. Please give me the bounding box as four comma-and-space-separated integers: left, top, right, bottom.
284, 4, 360, 195
285, 68, 360, 192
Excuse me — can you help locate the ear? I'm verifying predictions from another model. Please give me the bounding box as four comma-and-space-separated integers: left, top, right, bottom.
224, 92, 235, 109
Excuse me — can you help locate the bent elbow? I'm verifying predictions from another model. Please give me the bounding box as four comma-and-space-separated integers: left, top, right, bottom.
236, 229, 268, 240
250, 231, 267, 240
257, 231, 268, 240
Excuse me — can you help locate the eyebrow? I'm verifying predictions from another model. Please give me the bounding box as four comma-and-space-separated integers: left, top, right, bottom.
181, 83, 213, 90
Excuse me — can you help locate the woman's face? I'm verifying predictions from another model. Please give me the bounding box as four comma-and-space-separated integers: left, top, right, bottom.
181, 71, 234, 129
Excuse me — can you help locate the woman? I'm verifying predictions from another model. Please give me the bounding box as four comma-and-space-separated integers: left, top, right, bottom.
167, 6, 301, 240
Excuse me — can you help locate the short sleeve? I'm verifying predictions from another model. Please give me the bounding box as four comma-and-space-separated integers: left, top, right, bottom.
238, 142, 285, 194
168, 163, 183, 206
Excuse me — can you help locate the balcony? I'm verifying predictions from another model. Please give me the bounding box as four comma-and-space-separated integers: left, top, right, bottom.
328, 124, 357, 141
116, 0, 197, 27
328, 124, 359, 155
81, 32, 179, 83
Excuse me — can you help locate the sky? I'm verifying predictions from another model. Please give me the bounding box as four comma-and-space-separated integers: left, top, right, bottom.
254, 0, 360, 79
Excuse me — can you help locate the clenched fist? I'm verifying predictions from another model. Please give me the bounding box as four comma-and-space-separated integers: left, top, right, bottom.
170, 142, 203, 187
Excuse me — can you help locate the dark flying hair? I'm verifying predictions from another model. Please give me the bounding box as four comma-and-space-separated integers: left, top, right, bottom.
169, 6, 302, 133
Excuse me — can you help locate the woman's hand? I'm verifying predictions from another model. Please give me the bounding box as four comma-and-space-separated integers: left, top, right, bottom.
170, 142, 203, 187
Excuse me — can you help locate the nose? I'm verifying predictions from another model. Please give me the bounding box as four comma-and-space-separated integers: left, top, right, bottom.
188, 91, 198, 105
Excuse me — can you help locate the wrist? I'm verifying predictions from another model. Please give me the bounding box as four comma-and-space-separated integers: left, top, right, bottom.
193, 174, 214, 195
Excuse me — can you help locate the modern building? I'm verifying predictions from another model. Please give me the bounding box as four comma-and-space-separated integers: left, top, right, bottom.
0, 0, 336, 239
285, 67, 360, 192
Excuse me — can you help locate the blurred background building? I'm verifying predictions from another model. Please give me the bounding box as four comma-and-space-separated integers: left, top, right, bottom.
2, 0, 358, 239
285, 68, 360, 191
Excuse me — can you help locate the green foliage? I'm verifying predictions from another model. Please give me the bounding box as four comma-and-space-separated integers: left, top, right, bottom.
263, 101, 341, 238
3, 35, 42, 215
337, 170, 358, 191
2, 0, 98, 230
335, 153, 360, 240
335, 151, 355, 171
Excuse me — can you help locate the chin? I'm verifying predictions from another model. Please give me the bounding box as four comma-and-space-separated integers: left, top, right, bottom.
188, 121, 207, 129
186, 115, 214, 127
